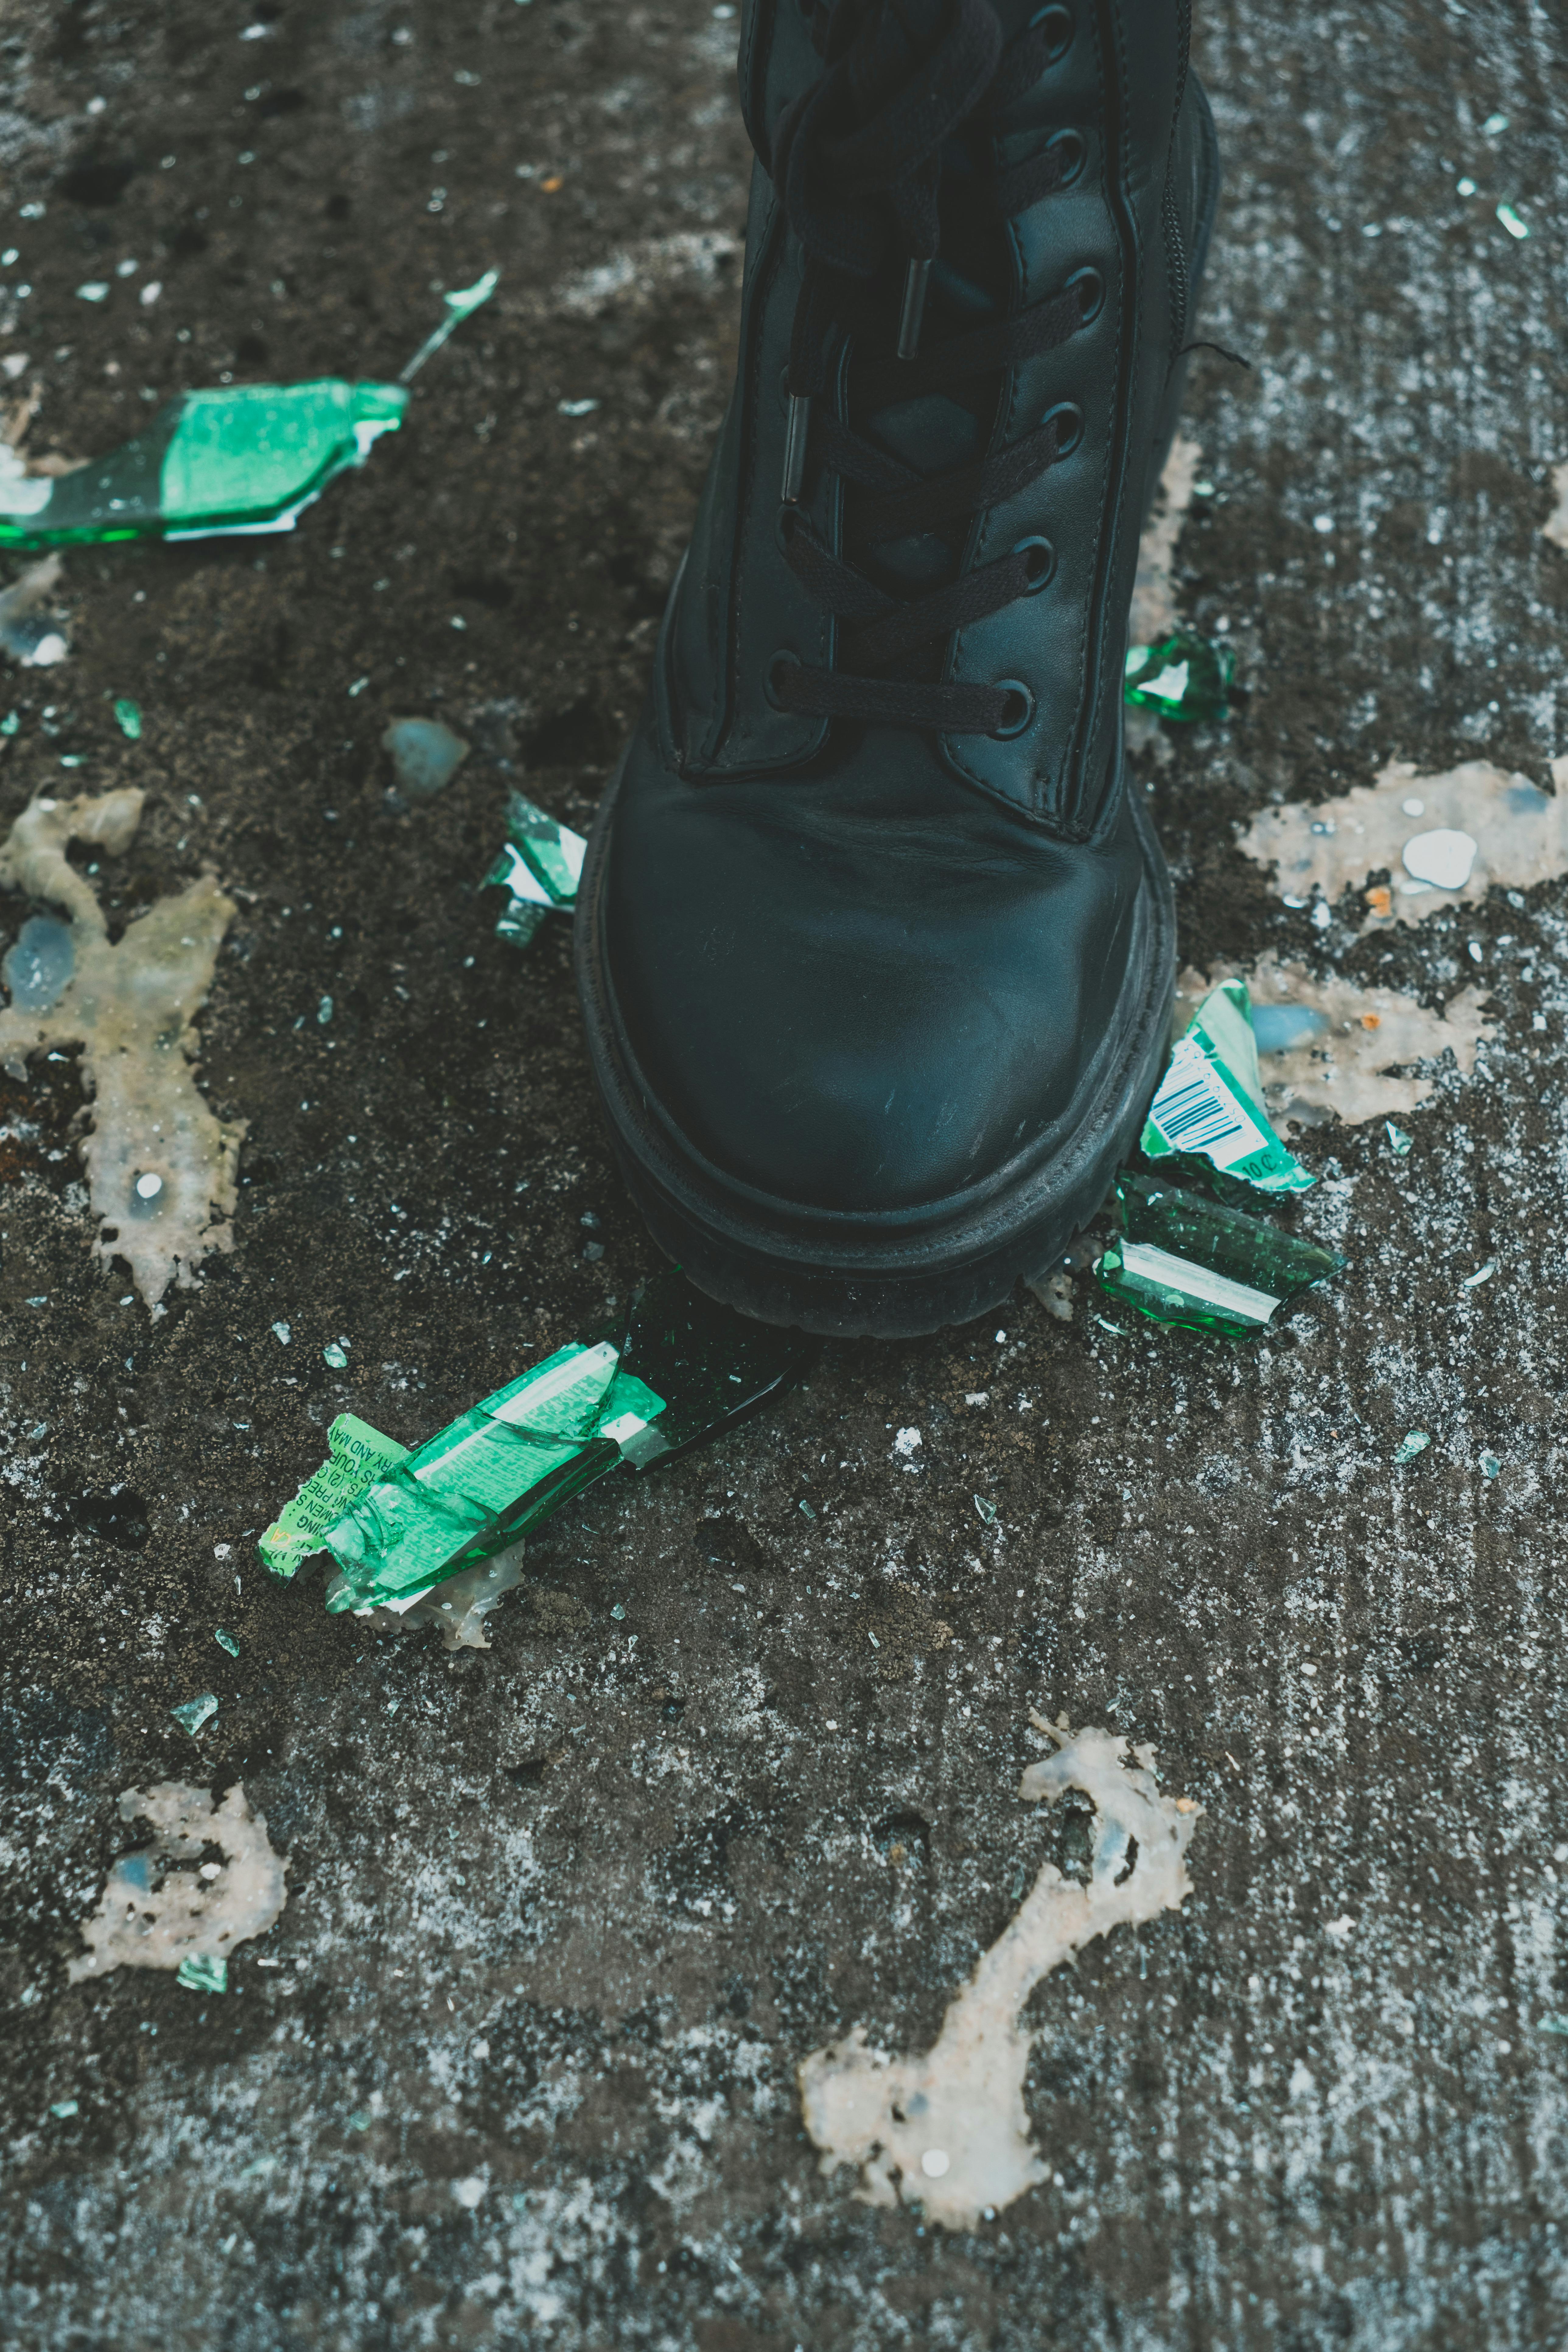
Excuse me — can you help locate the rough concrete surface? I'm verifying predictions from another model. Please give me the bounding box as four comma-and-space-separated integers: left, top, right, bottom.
2, 2, 1567, 2347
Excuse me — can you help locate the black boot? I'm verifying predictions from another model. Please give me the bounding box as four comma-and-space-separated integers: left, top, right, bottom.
576, 0, 1220, 1336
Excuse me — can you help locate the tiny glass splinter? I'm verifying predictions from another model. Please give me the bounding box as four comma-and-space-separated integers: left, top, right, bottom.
0, 381, 409, 550
176, 1954, 228, 1995
483, 789, 588, 950
1094, 1172, 1345, 1341
1123, 629, 1234, 723
1143, 978, 1313, 1194
260, 1270, 815, 1616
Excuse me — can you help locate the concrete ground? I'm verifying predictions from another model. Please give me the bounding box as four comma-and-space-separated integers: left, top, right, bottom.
3, 2, 1567, 2346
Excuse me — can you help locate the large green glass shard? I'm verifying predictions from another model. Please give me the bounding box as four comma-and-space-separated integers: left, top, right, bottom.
483, 790, 588, 949
308, 1269, 815, 1613
1094, 1171, 1345, 1340
1143, 978, 1313, 1195
0, 381, 409, 550
1124, 629, 1234, 723
259, 1412, 411, 1579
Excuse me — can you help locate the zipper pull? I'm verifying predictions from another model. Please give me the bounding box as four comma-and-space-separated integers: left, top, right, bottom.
781, 391, 811, 504
897, 257, 933, 360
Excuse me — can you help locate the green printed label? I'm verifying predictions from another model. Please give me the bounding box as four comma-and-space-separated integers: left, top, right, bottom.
1142, 979, 1313, 1195
259, 1411, 410, 1578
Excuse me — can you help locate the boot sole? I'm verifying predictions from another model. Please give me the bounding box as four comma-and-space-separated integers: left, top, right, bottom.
575, 763, 1176, 1338
574, 82, 1220, 1339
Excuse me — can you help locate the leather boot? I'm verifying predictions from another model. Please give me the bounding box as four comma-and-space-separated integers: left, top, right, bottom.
576, 0, 1220, 1336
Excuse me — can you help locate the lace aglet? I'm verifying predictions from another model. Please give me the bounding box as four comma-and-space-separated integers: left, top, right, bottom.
781, 392, 811, 504
897, 257, 932, 361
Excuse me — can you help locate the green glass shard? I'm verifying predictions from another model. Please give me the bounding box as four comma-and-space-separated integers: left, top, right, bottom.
1393, 1430, 1431, 1466
114, 697, 142, 740
1142, 978, 1313, 1195
1124, 629, 1234, 723
1385, 1121, 1413, 1157
483, 790, 587, 949
49, 2099, 79, 2119
171, 1692, 218, 1736
1539, 2015, 1568, 2038
1094, 1172, 1345, 1341
1479, 1450, 1501, 1480
0, 380, 409, 551
176, 1954, 228, 1995
215, 1627, 240, 1657
259, 1411, 411, 1579
399, 267, 502, 383
317, 1267, 816, 1614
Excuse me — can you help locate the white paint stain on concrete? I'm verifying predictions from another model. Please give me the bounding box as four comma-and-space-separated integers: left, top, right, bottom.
1131, 431, 1203, 646
1239, 758, 1568, 932
0, 789, 244, 1302
1175, 954, 1495, 1128
798, 1718, 1201, 2230
1542, 460, 1568, 552
68, 1783, 287, 1983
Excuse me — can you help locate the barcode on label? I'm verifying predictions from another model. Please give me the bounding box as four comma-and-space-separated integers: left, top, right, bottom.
1149, 1039, 1266, 1168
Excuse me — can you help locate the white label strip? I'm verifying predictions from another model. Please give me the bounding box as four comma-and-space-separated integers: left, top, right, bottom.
1119, 1241, 1279, 1325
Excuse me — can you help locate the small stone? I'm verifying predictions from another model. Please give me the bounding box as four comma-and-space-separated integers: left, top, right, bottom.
920, 2148, 951, 2178
1401, 828, 1477, 891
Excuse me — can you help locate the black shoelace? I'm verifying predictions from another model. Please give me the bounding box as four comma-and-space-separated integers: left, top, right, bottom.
768, 0, 1098, 736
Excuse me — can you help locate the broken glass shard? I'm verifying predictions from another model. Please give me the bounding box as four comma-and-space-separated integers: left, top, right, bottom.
171, 1692, 218, 1736
383, 717, 469, 803
1479, 1451, 1501, 1480
323, 1340, 349, 1369
49, 2099, 79, 2119
1142, 978, 1313, 1195
259, 1412, 410, 1579
1385, 1121, 1413, 1157
484, 789, 587, 949
398, 268, 501, 383
1123, 629, 1234, 723
1392, 1430, 1431, 1465
176, 1953, 228, 1995
484, 795, 588, 950
0, 380, 408, 550
114, 697, 142, 740
271, 1267, 815, 1614
215, 1626, 240, 1657
1538, 2015, 1568, 2038
1094, 1172, 1345, 1341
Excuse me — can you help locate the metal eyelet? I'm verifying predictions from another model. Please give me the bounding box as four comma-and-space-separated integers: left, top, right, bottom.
1043, 399, 1085, 456
1067, 264, 1105, 325
1046, 128, 1087, 187
991, 681, 1036, 738
765, 650, 802, 710
1012, 537, 1056, 593
1030, 4, 1075, 63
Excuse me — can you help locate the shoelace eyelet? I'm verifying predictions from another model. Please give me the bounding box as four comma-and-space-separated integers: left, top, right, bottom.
1067, 265, 1105, 325
990, 681, 1036, 738
765, 649, 803, 710
1012, 537, 1056, 594
1030, 4, 1076, 63
1046, 128, 1087, 187
1044, 399, 1086, 456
